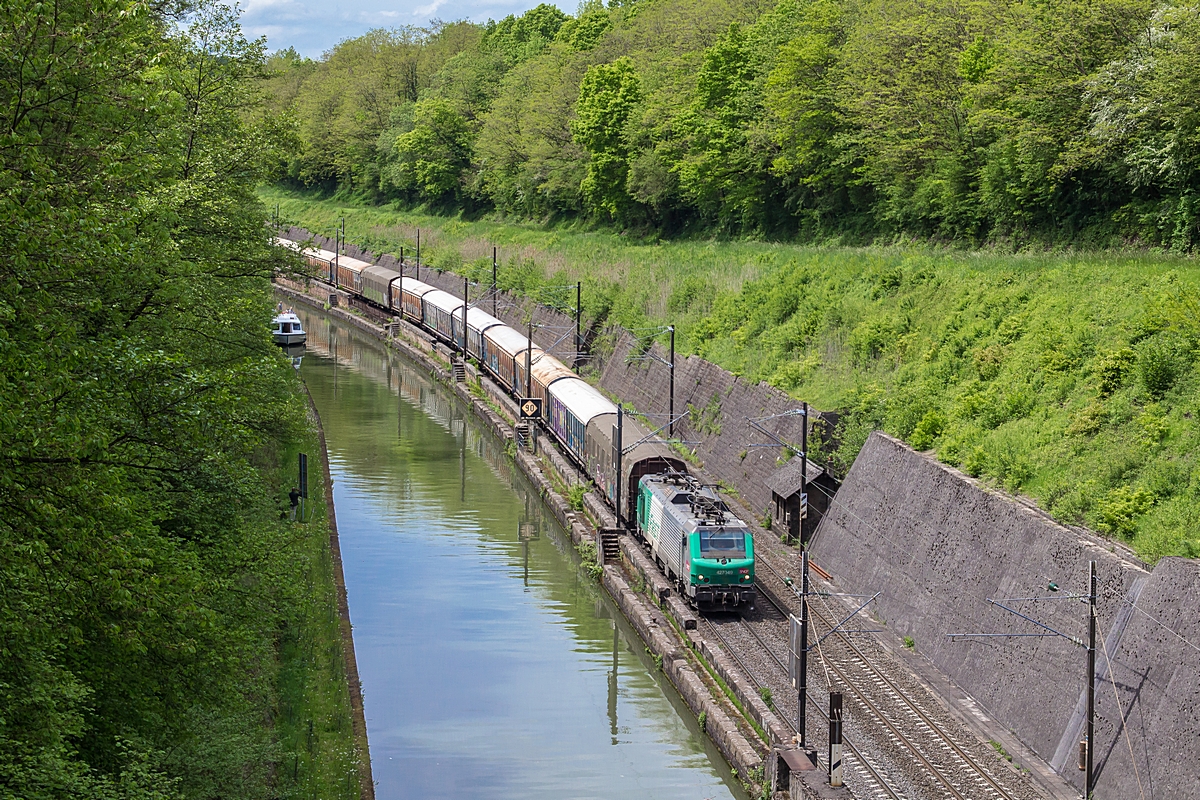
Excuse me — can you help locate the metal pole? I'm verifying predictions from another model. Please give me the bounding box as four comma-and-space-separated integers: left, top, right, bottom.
333, 228, 339, 286
829, 692, 843, 787
493, 248, 498, 316
668, 326, 675, 438
416, 229, 420, 281
615, 404, 624, 528
799, 550, 810, 747
462, 277, 468, 355
526, 322, 533, 400
575, 281, 582, 372
800, 401, 809, 545
1086, 560, 1097, 799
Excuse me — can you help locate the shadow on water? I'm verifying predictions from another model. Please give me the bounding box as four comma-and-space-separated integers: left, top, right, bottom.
296, 306, 749, 800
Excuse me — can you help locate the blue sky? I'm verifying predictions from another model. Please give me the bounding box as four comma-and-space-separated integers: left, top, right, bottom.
239, 0, 561, 57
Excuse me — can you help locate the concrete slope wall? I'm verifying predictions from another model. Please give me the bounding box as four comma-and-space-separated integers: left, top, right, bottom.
597, 330, 816, 521
1092, 556, 1200, 799
810, 431, 1200, 797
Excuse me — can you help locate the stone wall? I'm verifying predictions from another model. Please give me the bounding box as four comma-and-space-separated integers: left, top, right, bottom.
1091, 555, 1200, 799
596, 329, 833, 523
810, 431, 1199, 797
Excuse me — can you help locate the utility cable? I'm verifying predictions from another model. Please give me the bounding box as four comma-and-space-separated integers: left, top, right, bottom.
1097, 615, 1148, 800
1126, 601, 1200, 656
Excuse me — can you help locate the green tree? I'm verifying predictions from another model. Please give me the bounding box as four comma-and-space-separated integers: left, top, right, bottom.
572, 57, 644, 219
387, 98, 474, 199
0, 0, 312, 795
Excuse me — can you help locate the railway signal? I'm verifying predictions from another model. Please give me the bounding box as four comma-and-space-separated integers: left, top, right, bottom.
829, 692, 844, 787
519, 398, 543, 420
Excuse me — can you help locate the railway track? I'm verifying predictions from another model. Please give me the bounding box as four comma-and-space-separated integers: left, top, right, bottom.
701, 611, 903, 800
738, 554, 1040, 800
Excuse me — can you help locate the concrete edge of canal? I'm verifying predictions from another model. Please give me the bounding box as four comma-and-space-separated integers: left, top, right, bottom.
302, 382, 377, 800
276, 279, 798, 799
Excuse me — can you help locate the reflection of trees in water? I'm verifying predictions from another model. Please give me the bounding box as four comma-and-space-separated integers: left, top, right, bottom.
297, 303, 737, 773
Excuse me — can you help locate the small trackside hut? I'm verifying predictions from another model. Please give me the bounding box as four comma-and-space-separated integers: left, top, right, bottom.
767, 458, 835, 544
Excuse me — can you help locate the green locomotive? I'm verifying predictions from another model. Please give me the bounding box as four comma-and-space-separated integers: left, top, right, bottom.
636, 472, 756, 611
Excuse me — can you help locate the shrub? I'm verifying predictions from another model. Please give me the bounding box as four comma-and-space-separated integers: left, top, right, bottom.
567, 482, 587, 511
1095, 348, 1136, 396
1095, 486, 1156, 538
848, 319, 893, 364
973, 344, 1006, 380
964, 445, 988, 477
1137, 333, 1190, 398
1067, 401, 1107, 436
909, 409, 946, 450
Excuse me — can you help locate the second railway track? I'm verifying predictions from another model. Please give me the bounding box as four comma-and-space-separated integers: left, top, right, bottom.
701, 552, 1042, 800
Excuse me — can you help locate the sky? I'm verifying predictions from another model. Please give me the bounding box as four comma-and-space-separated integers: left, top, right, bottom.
238, 0, 558, 57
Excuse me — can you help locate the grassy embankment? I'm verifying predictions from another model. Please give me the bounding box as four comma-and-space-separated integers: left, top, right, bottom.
264, 186, 1200, 563
272, 398, 364, 799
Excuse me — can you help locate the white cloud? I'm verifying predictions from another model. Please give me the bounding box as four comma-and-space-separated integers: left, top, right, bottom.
411, 0, 448, 17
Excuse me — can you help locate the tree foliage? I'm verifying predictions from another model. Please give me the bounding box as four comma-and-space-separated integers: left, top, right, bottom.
267, 0, 1200, 245
0, 1, 333, 796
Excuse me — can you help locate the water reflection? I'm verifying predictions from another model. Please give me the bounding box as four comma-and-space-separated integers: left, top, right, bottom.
298, 307, 746, 800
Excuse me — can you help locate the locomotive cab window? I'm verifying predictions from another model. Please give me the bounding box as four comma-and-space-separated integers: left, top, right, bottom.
698, 529, 746, 559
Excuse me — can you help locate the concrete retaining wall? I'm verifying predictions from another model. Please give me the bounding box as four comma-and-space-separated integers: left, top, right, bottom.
1091, 555, 1200, 799
597, 330, 830, 522
810, 431, 1199, 797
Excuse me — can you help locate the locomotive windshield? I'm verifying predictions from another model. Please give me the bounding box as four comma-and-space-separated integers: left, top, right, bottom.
698, 529, 747, 559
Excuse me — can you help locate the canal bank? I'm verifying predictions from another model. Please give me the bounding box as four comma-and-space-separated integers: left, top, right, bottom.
303, 386, 375, 800
280, 281, 775, 797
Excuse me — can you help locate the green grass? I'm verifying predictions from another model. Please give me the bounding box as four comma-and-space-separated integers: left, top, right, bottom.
273, 413, 363, 799
264, 186, 1200, 563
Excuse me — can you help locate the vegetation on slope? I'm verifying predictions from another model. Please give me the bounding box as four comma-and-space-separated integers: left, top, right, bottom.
266, 0, 1200, 246
266, 189, 1200, 563
1, 3, 359, 797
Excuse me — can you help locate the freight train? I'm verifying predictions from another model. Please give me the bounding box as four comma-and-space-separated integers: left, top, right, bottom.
275, 236, 756, 611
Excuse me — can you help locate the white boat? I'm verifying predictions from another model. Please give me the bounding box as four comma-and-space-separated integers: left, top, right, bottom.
272, 308, 307, 345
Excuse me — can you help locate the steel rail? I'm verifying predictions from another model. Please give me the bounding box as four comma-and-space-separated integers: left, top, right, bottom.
756, 555, 1022, 800
700, 616, 901, 800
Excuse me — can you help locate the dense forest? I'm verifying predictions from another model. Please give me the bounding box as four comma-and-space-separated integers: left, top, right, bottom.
1, 2, 357, 797
266, 0, 1200, 246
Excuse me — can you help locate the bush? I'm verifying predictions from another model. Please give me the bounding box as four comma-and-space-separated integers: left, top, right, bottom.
848, 319, 893, 364
1095, 486, 1156, 538
963, 445, 988, 477
909, 409, 946, 450
1095, 348, 1135, 396
567, 482, 587, 511
1137, 333, 1190, 398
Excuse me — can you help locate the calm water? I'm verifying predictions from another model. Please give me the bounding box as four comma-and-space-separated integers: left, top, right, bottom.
297, 307, 746, 800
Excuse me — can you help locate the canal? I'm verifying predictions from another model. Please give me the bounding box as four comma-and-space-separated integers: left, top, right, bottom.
297, 307, 748, 800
